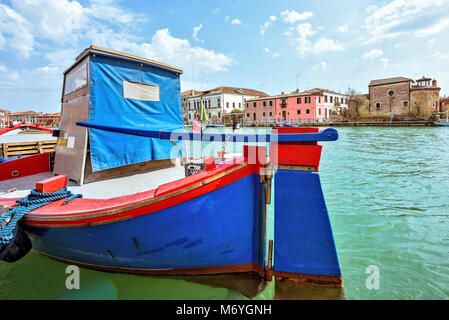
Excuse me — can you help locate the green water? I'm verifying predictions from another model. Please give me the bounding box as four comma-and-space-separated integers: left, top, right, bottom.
1, 127, 448, 299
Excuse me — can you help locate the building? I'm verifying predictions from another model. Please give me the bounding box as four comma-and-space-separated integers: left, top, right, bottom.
244, 88, 348, 122
38, 112, 61, 127
0, 108, 10, 128
7, 110, 41, 124
181, 86, 268, 124
368, 76, 440, 117
440, 96, 449, 112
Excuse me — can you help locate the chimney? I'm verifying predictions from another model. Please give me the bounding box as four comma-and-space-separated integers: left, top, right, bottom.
281, 91, 284, 95
432, 80, 437, 87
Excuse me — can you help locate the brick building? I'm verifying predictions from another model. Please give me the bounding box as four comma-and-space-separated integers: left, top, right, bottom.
440, 96, 449, 112
368, 76, 440, 118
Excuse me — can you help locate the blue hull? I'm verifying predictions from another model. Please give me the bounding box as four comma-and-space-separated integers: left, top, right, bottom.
434, 122, 449, 126
26, 174, 266, 272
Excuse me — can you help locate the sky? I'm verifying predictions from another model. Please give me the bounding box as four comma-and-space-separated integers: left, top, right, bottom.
1, 0, 449, 113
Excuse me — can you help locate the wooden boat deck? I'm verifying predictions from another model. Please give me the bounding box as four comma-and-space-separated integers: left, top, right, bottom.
0, 165, 186, 200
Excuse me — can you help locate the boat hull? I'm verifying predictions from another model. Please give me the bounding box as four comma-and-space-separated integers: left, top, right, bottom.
25, 173, 267, 275
434, 122, 449, 126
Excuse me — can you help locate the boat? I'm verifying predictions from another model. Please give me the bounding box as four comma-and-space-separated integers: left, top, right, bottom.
0, 46, 342, 288
207, 123, 225, 128
434, 110, 449, 126
0, 122, 53, 136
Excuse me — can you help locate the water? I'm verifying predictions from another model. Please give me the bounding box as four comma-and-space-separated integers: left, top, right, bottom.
1, 127, 448, 299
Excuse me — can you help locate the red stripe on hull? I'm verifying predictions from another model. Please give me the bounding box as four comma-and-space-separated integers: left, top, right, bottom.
24, 161, 259, 227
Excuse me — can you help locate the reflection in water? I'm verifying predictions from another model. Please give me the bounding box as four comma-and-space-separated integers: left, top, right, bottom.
274, 279, 346, 300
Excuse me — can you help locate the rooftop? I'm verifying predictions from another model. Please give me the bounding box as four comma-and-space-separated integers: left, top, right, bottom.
67, 45, 183, 75
8, 110, 40, 116
369, 77, 414, 87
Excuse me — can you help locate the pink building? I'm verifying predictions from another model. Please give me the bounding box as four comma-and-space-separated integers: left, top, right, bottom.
244, 90, 326, 122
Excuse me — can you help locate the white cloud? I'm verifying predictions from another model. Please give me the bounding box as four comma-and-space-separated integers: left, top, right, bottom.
337, 24, 348, 33
0, 64, 7, 72
212, 8, 220, 14
380, 58, 389, 68
260, 15, 277, 35
363, 0, 449, 43
272, 53, 280, 58
139, 29, 233, 75
230, 19, 241, 25
363, 49, 384, 59
264, 48, 270, 53
280, 10, 314, 24
415, 18, 449, 37
284, 23, 342, 57
394, 42, 404, 48
313, 61, 328, 71
310, 38, 344, 54
192, 24, 204, 43
0, 0, 146, 57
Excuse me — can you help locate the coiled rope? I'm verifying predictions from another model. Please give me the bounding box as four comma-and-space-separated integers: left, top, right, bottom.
0, 188, 82, 260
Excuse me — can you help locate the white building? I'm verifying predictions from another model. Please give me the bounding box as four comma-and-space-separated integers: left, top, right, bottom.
307, 88, 349, 120
182, 87, 268, 124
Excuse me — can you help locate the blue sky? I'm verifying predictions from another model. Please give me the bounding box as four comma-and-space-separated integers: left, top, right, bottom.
1, 0, 449, 113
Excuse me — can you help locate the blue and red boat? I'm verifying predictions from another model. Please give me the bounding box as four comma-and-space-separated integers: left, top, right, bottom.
0, 46, 342, 290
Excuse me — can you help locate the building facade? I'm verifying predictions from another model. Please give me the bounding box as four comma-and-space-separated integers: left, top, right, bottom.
38, 112, 61, 127
368, 76, 440, 117
0, 108, 10, 128
181, 87, 268, 124
7, 111, 41, 124
244, 88, 348, 122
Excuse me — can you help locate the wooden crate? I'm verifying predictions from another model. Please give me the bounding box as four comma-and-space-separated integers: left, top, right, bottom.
1, 140, 56, 158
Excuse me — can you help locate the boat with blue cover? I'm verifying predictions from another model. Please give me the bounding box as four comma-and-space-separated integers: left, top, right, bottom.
0, 46, 342, 289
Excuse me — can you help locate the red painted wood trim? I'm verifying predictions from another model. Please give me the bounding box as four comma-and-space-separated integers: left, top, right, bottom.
24, 162, 259, 227
36, 175, 67, 193
0, 152, 51, 181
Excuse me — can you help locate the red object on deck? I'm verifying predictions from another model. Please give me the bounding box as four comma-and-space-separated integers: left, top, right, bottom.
270, 127, 322, 171
0, 152, 52, 181
203, 156, 216, 171
36, 175, 67, 193
0, 122, 53, 136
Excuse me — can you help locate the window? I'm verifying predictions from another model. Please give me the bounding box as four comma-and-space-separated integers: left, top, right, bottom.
239, 103, 241, 108
305, 97, 311, 104
263, 101, 266, 107
318, 97, 321, 103
330, 96, 333, 103
269, 100, 273, 106
403, 100, 409, 107
375, 102, 382, 110
263, 112, 266, 117
246, 103, 248, 108
297, 97, 301, 104
306, 109, 310, 114
325, 95, 328, 103
269, 112, 272, 116
64, 62, 87, 95
253, 102, 257, 107
297, 110, 301, 115
227, 102, 229, 108
233, 102, 235, 108
247, 113, 250, 117
319, 108, 321, 115
335, 97, 339, 103
218, 99, 221, 108
388, 90, 395, 97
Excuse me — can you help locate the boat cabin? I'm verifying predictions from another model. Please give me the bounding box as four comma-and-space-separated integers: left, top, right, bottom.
55, 45, 184, 185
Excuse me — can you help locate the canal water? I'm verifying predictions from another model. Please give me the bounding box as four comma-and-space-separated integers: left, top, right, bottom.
0, 127, 448, 299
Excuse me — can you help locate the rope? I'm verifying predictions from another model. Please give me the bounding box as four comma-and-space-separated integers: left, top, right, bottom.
0, 187, 82, 260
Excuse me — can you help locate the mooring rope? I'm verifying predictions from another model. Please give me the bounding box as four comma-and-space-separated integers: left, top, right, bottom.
0, 188, 82, 260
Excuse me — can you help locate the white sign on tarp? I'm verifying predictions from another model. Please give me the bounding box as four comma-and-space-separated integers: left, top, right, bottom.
123, 80, 160, 101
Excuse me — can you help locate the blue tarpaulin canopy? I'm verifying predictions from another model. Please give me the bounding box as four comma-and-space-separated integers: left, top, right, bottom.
88, 54, 184, 172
